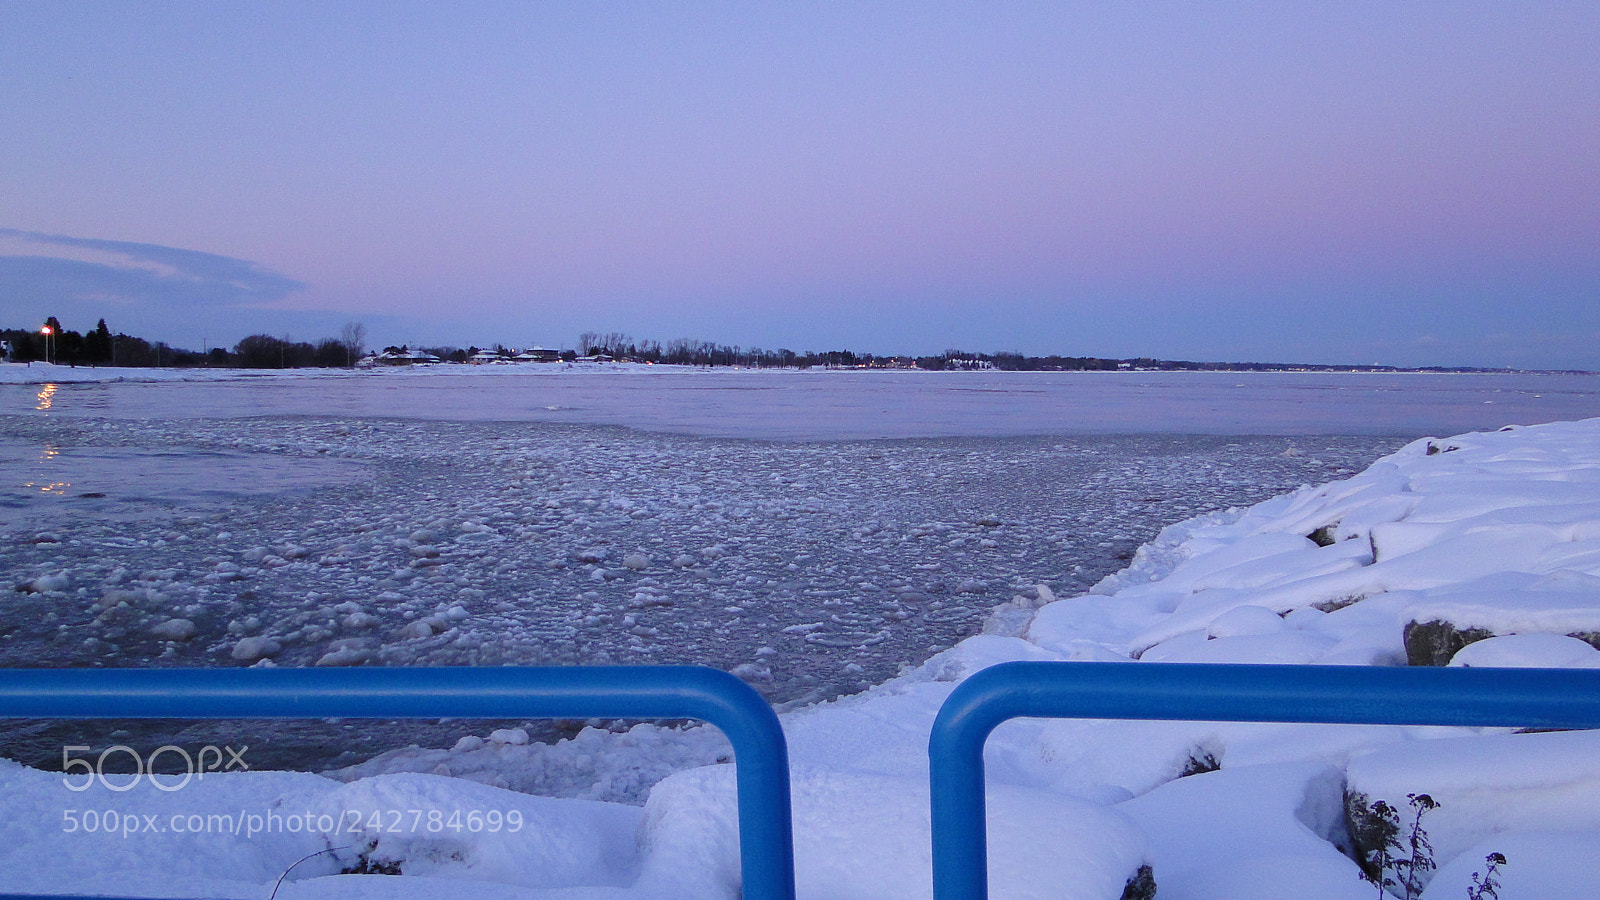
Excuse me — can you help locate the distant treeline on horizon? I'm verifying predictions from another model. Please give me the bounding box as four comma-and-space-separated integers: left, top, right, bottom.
0, 319, 1575, 375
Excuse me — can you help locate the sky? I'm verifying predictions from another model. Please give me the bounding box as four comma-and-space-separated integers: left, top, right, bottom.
2, 2, 1598, 369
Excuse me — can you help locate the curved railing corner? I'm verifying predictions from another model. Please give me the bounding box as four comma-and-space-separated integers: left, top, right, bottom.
928, 661, 1600, 900
0, 665, 795, 900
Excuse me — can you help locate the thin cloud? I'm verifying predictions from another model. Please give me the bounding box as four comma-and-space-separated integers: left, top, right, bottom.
0, 229, 306, 310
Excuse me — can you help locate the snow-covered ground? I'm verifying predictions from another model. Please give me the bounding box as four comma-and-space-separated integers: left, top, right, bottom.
4, 369, 1600, 898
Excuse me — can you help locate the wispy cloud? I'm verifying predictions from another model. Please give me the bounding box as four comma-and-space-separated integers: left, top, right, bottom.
0, 229, 306, 311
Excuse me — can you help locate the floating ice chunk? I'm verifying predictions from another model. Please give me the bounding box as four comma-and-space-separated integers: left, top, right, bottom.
398, 620, 437, 640
341, 612, 379, 630
230, 636, 281, 661
310, 643, 366, 666
730, 663, 772, 683
226, 615, 262, 635
148, 618, 197, 641
28, 573, 69, 593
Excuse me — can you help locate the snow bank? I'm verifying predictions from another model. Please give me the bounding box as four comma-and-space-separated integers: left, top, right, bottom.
642, 765, 1147, 900
8, 416, 1600, 898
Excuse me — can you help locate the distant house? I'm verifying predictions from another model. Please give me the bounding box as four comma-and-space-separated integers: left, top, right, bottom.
514, 347, 562, 362
469, 350, 505, 365
945, 358, 995, 371
363, 348, 442, 366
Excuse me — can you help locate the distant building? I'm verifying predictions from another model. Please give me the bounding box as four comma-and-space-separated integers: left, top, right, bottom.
514, 347, 562, 362
362, 348, 442, 366
945, 358, 995, 371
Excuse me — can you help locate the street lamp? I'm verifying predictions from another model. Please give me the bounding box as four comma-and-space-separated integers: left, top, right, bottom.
39, 325, 53, 365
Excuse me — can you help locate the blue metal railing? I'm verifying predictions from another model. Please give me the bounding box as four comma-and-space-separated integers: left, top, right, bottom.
0, 665, 795, 900
10, 661, 1600, 900
928, 661, 1600, 900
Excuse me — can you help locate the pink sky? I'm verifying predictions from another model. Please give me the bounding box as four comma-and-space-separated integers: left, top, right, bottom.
3, 3, 1597, 368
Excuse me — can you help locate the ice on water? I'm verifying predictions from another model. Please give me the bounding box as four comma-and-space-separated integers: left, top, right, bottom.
0, 376, 1398, 767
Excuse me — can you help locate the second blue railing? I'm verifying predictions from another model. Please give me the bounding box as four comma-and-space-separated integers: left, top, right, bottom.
928, 661, 1600, 900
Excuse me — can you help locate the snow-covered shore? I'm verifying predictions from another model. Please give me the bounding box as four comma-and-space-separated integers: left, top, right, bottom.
6, 417, 1600, 898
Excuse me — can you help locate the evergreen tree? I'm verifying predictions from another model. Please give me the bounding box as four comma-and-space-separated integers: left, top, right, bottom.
83, 319, 113, 364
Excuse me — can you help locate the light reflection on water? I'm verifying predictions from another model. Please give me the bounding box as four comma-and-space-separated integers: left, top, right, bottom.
20, 443, 70, 495
0, 440, 368, 526
34, 383, 56, 411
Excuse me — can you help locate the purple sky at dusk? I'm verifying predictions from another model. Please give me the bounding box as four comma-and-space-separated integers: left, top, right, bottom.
3, 3, 1598, 368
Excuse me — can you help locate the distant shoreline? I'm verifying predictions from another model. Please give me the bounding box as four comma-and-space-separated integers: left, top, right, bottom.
1, 359, 1595, 387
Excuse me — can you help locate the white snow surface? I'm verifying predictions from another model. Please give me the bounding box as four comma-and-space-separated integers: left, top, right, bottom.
7, 415, 1600, 897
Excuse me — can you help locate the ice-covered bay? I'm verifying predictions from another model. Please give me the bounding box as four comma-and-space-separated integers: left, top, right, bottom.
0, 372, 1413, 768
5, 365, 1598, 438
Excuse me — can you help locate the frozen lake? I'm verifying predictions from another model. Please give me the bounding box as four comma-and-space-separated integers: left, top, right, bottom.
5, 366, 1598, 438
2, 366, 1597, 770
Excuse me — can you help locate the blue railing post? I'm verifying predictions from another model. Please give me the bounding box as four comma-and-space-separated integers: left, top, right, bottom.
929, 661, 1600, 900
0, 665, 795, 900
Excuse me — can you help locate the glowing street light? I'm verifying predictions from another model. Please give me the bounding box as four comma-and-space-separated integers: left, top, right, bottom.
39, 324, 53, 365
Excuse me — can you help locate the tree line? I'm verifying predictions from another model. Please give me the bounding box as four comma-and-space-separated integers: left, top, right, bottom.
575, 331, 1130, 370
2, 319, 368, 369
6, 317, 1499, 374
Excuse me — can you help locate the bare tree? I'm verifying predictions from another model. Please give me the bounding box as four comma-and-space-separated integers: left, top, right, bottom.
339, 322, 368, 367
